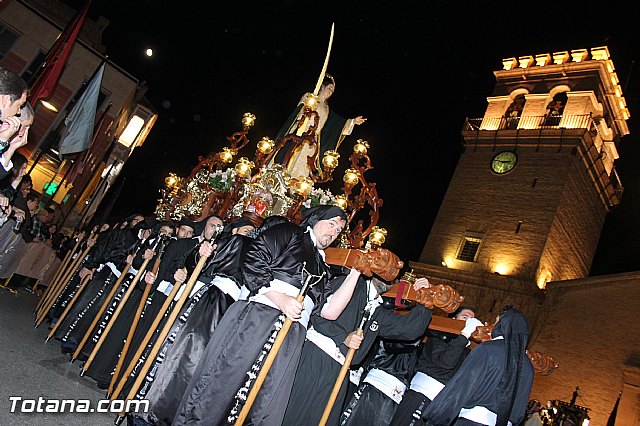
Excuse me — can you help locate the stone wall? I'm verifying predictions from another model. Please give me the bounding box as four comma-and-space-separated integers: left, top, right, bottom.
530, 273, 640, 425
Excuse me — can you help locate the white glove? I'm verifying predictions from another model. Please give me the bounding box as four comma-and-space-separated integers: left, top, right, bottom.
461, 317, 484, 338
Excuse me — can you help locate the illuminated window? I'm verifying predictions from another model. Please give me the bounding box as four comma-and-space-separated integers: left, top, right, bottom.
456, 236, 482, 262
118, 115, 145, 147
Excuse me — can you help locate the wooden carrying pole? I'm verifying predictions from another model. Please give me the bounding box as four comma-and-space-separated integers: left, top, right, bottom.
35, 235, 80, 312
107, 241, 167, 396
35, 240, 93, 327
35, 242, 80, 318
234, 276, 315, 426
35, 247, 86, 326
113, 254, 211, 424
71, 260, 135, 362
45, 274, 91, 342
110, 252, 210, 403
38, 239, 94, 326
34, 247, 75, 317
318, 310, 370, 426
36, 233, 90, 317
80, 258, 152, 370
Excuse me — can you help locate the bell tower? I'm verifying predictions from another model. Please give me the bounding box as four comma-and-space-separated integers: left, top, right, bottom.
418, 46, 630, 289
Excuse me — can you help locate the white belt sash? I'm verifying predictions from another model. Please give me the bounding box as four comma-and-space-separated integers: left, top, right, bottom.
459, 406, 513, 426
249, 279, 314, 328
211, 276, 240, 301
156, 280, 173, 296
238, 285, 250, 300
410, 371, 445, 401
157, 276, 240, 301
363, 368, 406, 404
104, 262, 121, 277
306, 328, 346, 365
173, 280, 206, 301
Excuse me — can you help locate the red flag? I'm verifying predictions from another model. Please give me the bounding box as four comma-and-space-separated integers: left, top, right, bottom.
28, 0, 92, 104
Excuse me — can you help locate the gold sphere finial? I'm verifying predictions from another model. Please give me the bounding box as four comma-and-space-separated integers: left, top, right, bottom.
234, 157, 255, 177
257, 136, 275, 154
242, 112, 256, 129
353, 139, 370, 155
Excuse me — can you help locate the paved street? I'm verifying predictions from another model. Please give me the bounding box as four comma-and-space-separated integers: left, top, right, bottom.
0, 286, 114, 425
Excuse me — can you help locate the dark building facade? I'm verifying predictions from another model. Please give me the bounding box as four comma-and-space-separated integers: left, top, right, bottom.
0, 0, 156, 227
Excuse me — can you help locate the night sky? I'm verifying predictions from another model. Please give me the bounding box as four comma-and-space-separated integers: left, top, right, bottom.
60, 0, 638, 276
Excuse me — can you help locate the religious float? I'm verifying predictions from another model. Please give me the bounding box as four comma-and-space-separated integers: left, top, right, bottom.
153, 26, 557, 376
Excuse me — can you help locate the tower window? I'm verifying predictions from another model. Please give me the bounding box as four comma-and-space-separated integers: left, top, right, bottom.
456, 236, 482, 262
504, 94, 526, 129
544, 92, 568, 126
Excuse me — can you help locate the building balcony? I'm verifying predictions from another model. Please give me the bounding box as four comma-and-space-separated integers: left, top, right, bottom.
462, 113, 595, 132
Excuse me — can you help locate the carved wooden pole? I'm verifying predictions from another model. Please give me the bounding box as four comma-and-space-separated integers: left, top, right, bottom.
35, 235, 93, 325
112, 249, 211, 421
107, 238, 169, 396
35, 234, 81, 312
45, 274, 92, 342
80, 257, 152, 370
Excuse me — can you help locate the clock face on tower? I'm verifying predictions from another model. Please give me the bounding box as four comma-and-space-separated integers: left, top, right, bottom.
490, 151, 518, 174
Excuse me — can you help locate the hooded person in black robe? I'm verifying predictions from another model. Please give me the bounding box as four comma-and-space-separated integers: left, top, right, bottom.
82, 221, 175, 387
391, 306, 483, 426
173, 205, 361, 426
282, 274, 432, 426
421, 307, 535, 426
47, 229, 96, 324
55, 214, 146, 352
338, 283, 434, 426
113, 215, 225, 399
130, 216, 264, 426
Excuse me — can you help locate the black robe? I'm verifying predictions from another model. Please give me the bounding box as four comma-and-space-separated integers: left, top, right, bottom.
421, 339, 534, 426
107, 236, 200, 397
82, 235, 167, 384
131, 233, 250, 425
173, 222, 333, 426
391, 331, 471, 426
282, 277, 431, 426
340, 304, 431, 426
46, 234, 94, 321
55, 228, 140, 349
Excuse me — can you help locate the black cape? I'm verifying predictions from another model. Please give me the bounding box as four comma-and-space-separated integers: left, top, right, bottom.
421, 339, 534, 426
283, 276, 432, 426
131, 234, 250, 425
174, 222, 333, 426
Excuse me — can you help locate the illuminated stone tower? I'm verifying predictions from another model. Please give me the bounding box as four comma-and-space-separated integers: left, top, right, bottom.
418, 47, 630, 289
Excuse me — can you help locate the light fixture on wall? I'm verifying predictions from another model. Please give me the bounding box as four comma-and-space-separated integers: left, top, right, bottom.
40, 99, 58, 112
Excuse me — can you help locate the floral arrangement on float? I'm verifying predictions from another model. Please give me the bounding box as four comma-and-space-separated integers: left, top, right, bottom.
207, 168, 238, 193
301, 187, 338, 210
